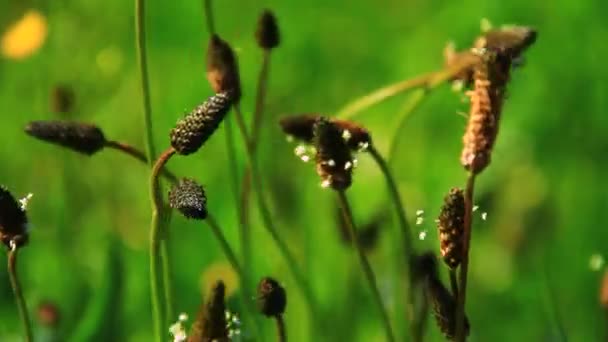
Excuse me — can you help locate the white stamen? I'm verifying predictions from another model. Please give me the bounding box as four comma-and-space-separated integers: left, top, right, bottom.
342, 129, 352, 141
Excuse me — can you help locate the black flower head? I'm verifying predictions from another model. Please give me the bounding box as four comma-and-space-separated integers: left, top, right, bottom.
170, 92, 233, 155
256, 10, 280, 50
313, 117, 354, 190
427, 276, 470, 340
437, 188, 465, 269
207, 34, 241, 102
25, 121, 106, 155
168, 178, 207, 220
0, 186, 28, 248
257, 277, 287, 317
280, 114, 372, 151
189, 280, 228, 341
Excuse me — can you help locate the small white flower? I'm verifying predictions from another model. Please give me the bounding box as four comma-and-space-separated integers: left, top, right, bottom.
416, 210, 424, 216
327, 159, 336, 167
321, 179, 331, 188
342, 129, 352, 141
416, 217, 424, 225
19, 193, 33, 210
481, 212, 488, 221
472, 205, 479, 212
178, 313, 188, 322
344, 161, 352, 170
418, 230, 427, 240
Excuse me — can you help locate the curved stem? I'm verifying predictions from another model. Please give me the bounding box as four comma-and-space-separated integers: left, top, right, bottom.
337, 190, 395, 342
149, 147, 176, 342
275, 315, 287, 342
251, 50, 271, 145
205, 214, 244, 278
105, 140, 178, 183
234, 103, 251, 145
387, 89, 429, 163
455, 172, 476, 342
335, 56, 480, 120
203, 0, 215, 35
135, 0, 157, 166
161, 226, 174, 322
8, 245, 33, 342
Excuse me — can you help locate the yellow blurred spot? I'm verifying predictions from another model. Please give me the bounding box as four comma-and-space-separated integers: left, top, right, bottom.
201, 261, 239, 298
1, 10, 48, 59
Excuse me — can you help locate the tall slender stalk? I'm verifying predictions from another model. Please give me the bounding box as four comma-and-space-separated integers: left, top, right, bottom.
449, 268, 459, 299
455, 172, 476, 342
105, 140, 177, 183
336, 190, 395, 342
8, 244, 33, 342
203, 0, 215, 35
387, 89, 428, 162
367, 145, 415, 340
276, 315, 287, 342
149, 148, 176, 342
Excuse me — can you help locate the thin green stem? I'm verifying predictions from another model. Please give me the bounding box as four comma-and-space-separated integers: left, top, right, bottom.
8, 245, 33, 342
337, 190, 395, 342
251, 50, 271, 145
135, 0, 157, 166
105, 140, 178, 183
149, 147, 176, 342
387, 89, 428, 163
455, 172, 476, 342
203, 0, 215, 35
540, 258, 568, 341
161, 227, 174, 322
234, 103, 251, 144
450, 268, 459, 299
206, 214, 244, 277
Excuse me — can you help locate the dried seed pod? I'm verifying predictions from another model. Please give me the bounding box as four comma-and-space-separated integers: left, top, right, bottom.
256, 10, 280, 50
169, 178, 207, 220
460, 49, 508, 174
437, 188, 465, 269
189, 280, 228, 342
206, 34, 241, 102
474, 26, 537, 59
257, 277, 287, 317
170, 92, 233, 155
0, 186, 28, 248
427, 276, 470, 340
50, 85, 74, 114
280, 114, 371, 151
313, 117, 354, 190
25, 121, 106, 155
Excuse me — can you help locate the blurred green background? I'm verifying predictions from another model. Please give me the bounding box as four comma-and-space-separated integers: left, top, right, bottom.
1, 0, 607, 341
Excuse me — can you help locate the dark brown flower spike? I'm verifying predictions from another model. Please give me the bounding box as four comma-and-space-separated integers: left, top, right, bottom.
313, 117, 354, 190
437, 188, 465, 269
170, 92, 233, 155
168, 178, 208, 220
257, 277, 287, 317
0, 186, 28, 248
25, 121, 106, 155
207, 34, 241, 102
427, 276, 470, 340
280, 114, 371, 151
474, 26, 537, 60
189, 280, 228, 342
256, 10, 280, 50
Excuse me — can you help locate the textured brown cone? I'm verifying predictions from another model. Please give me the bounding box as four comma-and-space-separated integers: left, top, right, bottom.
0, 186, 28, 248
170, 92, 233, 155
313, 117, 354, 190
280, 114, 371, 151
206, 34, 241, 102
427, 276, 470, 340
168, 178, 208, 220
25, 121, 106, 155
256, 10, 280, 49
475, 26, 537, 59
257, 277, 287, 317
189, 281, 228, 342
437, 188, 465, 269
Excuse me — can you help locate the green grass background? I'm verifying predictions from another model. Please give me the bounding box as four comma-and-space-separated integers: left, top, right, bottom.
1, 0, 607, 341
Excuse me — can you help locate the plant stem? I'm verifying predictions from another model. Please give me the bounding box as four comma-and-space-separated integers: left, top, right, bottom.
105, 140, 178, 183
161, 224, 174, 322
540, 258, 568, 341
251, 50, 271, 144
134, 0, 157, 166
335, 56, 480, 120
450, 268, 459, 299
275, 315, 287, 342
234, 103, 251, 144
336, 190, 395, 342
455, 172, 476, 342
387, 89, 428, 163
203, 0, 215, 35
8, 244, 33, 342
205, 214, 244, 277
149, 147, 176, 342
368, 145, 415, 335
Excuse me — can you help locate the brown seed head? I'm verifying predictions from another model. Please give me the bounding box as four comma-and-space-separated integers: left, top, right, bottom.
25, 121, 106, 155
280, 114, 371, 151
0, 186, 28, 249
170, 92, 233, 155
437, 188, 465, 269
206, 34, 241, 102
189, 280, 228, 342
475, 26, 537, 60
257, 277, 287, 317
426, 276, 470, 340
169, 178, 208, 220
313, 117, 354, 190
256, 10, 280, 50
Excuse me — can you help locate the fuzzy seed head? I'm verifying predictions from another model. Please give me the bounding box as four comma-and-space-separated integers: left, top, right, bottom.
206, 35, 241, 102
280, 114, 371, 151
170, 92, 232, 155
25, 121, 106, 155
475, 26, 537, 60
257, 277, 287, 317
427, 276, 470, 340
169, 178, 208, 220
0, 186, 28, 248
313, 117, 354, 190
333, 119, 373, 151
256, 10, 280, 49
437, 188, 465, 269
189, 281, 228, 342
